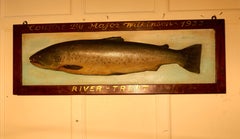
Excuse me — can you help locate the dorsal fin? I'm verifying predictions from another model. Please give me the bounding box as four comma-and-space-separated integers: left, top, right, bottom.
101, 37, 124, 42
160, 44, 169, 49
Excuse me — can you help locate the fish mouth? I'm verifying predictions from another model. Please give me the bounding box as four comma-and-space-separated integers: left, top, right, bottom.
29, 56, 44, 68
30, 60, 42, 67
29, 56, 37, 64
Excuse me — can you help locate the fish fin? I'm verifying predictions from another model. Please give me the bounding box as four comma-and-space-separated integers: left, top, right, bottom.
62, 65, 83, 70
101, 37, 124, 42
160, 44, 169, 49
180, 44, 202, 73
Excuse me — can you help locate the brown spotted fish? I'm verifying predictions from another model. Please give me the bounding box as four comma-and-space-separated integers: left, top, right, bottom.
29, 37, 202, 75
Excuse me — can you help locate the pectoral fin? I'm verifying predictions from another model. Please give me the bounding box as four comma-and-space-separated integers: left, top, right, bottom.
62, 65, 83, 70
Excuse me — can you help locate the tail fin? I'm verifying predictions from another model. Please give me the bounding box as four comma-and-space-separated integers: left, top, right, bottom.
179, 44, 202, 73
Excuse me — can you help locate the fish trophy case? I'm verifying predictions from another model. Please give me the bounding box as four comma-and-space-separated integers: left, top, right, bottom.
13, 19, 226, 95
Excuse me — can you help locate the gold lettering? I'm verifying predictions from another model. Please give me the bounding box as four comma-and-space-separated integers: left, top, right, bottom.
99, 24, 107, 30
69, 24, 84, 31
89, 23, 107, 30
28, 25, 34, 31
120, 86, 126, 92
112, 86, 118, 91
109, 23, 120, 28
123, 22, 146, 28
89, 23, 97, 29
180, 20, 204, 27
96, 86, 102, 92
35, 25, 41, 31
71, 85, 150, 94
78, 86, 82, 91
72, 86, 78, 92
28, 24, 67, 31
88, 23, 119, 30
83, 86, 89, 91
71, 85, 104, 93
89, 86, 95, 92
127, 86, 134, 92
141, 85, 149, 91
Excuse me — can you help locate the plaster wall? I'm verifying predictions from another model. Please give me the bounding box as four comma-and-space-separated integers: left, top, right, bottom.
0, 0, 240, 139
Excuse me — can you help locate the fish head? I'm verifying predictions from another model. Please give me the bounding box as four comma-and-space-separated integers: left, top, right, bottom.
29, 48, 62, 70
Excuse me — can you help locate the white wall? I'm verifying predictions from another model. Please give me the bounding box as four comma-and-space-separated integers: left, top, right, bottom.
1, 0, 240, 139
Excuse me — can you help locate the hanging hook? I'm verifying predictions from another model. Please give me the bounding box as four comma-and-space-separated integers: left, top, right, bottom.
162, 13, 165, 19
22, 21, 28, 25
211, 15, 217, 20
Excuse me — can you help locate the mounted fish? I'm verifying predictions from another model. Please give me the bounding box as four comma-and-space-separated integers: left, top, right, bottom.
29, 37, 202, 75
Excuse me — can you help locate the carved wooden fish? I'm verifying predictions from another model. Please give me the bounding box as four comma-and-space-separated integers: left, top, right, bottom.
29, 37, 202, 75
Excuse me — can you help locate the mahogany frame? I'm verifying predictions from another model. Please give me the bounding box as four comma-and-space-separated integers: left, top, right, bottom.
13, 19, 226, 95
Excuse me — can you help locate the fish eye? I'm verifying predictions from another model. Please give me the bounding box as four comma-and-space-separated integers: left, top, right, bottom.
34, 55, 41, 59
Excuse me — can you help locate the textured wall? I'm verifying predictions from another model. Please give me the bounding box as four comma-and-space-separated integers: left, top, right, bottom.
0, 0, 240, 139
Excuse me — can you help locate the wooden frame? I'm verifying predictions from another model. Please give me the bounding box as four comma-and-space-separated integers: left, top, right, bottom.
13, 19, 226, 95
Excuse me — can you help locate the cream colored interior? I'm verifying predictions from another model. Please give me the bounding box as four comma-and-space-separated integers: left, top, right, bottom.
1, 0, 240, 139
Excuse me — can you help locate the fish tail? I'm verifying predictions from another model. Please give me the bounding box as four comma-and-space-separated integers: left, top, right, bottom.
179, 44, 202, 73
